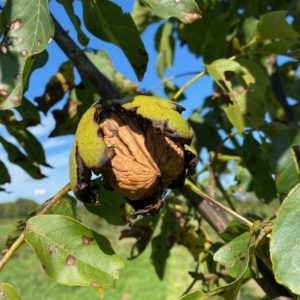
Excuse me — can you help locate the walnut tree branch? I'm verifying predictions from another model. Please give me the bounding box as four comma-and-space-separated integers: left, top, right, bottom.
51, 14, 120, 101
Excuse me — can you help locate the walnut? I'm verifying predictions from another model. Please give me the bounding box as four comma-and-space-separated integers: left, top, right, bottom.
99, 112, 184, 201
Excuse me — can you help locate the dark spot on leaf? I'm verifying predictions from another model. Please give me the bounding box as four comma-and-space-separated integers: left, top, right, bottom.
82, 235, 93, 245
66, 255, 76, 266
20, 49, 28, 57
0, 46, 8, 54
16, 37, 24, 44
48, 244, 58, 254
0, 85, 8, 99
12, 95, 21, 106
0, 289, 7, 298
42, 264, 47, 270
90, 281, 101, 288
181, 9, 202, 24
10, 19, 23, 30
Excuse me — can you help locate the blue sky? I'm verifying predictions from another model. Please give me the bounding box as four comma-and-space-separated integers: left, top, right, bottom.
0, 0, 212, 202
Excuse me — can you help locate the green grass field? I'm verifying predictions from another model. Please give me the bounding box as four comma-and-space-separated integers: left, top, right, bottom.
0, 218, 194, 300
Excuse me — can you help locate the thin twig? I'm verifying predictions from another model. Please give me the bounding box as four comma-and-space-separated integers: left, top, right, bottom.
172, 70, 206, 101
184, 179, 253, 229
51, 14, 120, 101
0, 183, 71, 271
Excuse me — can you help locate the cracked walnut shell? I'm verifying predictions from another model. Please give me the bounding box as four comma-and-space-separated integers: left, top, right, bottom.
99, 112, 184, 201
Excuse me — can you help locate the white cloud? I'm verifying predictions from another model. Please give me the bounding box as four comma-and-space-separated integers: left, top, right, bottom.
43, 137, 72, 150
33, 188, 47, 196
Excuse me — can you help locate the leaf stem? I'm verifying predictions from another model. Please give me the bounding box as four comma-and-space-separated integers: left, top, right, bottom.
185, 179, 253, 228
0, 183, 71, 272
172, 70, 206, 101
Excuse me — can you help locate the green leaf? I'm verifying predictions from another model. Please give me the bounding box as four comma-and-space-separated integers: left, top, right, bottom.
85, 50, 139, 96
0, 0, 54, 109
25, 215, 124, 289
142, 0, 201, 24
256, 10, 299, 41
58, 0, 89, 46
0, 160, 11, 185
6, 125, 49, 167
15, 97, 41, 126
269, 126, 300, 194
35, 61, 74, 114
0, 283, 21, 300
207, 58, 271, 132
206, 60, 242, 133
242, 134, 277, 202
182, 228, 256, 300
82, 0, 148, 80
178, 12, 232, 63
179, 290, 204, 300
120, 215, 159, 259
155, 22, 174, 78
0, 136, 46, 179
214, 232, 250, 278
271, 183, 300, 295
280, 62, 300, 101
132, 0, 159, 33
51, 195, 77, 218
49, 82, 99, 137
151, 208, 177, 279
84, 179, 128, 226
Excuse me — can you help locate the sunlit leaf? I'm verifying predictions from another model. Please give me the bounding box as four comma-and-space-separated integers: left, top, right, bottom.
0, 283, 21, 300
214, 232, 250, 278
82, 0, 148, 80
85, 50, 139, 96
0, 0, 54, 109
271, 183, 300, 295
132, 0, 159, 33
25, 215, 124, 289
51, 195, 77, 218
142, 0, 201, 24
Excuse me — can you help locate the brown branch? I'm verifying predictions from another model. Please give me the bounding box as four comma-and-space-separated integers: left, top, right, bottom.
181, 181, 229, 233
51, 14, 120, 101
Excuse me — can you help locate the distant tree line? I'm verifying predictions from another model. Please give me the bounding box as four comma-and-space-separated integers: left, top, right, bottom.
0, 199, 38, 219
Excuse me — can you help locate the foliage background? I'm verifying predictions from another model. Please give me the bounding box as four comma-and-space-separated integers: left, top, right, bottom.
0, 0, 300, 299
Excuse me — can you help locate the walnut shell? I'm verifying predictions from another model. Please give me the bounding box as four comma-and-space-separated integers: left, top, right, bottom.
99, 112, 184, 201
